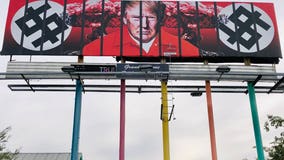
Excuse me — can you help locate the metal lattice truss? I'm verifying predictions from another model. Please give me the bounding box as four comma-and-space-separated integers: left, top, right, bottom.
2, 62, 284, 94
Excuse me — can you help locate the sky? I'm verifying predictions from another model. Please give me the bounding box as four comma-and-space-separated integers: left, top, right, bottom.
0, 0, 284, 160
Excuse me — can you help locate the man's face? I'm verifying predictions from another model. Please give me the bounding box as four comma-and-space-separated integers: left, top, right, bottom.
124, 3, 158, 43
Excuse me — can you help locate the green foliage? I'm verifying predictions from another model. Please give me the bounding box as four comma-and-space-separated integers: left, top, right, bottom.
264, 115, 284, 160
0, 127, 19, 160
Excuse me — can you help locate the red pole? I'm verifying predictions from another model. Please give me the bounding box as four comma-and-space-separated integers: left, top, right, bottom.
205, 80, 218, 160
119, 79, 126, 160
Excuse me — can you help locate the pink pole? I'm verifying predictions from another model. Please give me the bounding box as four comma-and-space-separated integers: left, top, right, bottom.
205, 80, 218, 160
119, 79, 126, 160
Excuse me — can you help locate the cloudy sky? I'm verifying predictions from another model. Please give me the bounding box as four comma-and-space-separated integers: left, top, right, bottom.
0, 0, 284, 160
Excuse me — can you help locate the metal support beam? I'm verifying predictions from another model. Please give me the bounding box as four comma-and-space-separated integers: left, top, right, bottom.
71, 56, 83, 160
119, 58, 126, 160
247, 82, 265, 160
71, 80, 83, 160
161, 81, 170, 160
119, 79, 126, 160
7, 84, 284, 94
21, 74, 35, 92
268, 76, 284, 94
244, 75, 262, 94
205, 81, 218, 160
168, 105, 175, 121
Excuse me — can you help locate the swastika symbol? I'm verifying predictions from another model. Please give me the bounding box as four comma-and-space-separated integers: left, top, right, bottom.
15, 3, 68, 48
218, 4, 274, 53
11, 1, 72, 51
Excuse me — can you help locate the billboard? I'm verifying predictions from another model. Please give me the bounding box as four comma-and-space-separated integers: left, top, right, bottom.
1, 0, 282, 63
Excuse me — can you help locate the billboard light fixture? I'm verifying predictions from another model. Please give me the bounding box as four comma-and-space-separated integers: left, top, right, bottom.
216, 65, 231, 81
190, 91, 203, 97
62, 66, 75, 73
216, 65, 231, 73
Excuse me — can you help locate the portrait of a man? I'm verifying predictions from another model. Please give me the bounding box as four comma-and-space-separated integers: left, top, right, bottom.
82, 1, 200, 57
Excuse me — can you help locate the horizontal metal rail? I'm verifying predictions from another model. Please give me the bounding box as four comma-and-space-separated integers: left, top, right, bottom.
7, 84, 284, 94
1, 71, 283, 81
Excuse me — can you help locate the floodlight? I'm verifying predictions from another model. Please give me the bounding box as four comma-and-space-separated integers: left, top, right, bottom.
190, 91, 203, 97
216, 65, 231, 73
62, 66, 75, 73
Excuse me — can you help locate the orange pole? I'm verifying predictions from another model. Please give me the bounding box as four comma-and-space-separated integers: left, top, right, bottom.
205, 80, 218, 160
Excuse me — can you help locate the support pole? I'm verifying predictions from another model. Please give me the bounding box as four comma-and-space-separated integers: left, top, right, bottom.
244, 58, 265, 160
119, 59, 126, 160
247, 82, 265, 160
119, 79, 126, 160
161, 81, 170, 160
205, 80, 218, 160
160, 58, 170, 160
71, 56, 83, 160
71, 79, 83, 160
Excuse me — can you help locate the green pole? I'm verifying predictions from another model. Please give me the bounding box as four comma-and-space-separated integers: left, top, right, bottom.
247, 82, 265, 160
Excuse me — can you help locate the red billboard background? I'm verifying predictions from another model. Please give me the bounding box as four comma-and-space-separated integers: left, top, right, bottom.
1, 0, 282, 63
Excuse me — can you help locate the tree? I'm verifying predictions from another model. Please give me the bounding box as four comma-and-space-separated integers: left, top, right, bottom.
0, 127, 19, 160
264, 115, 284, 160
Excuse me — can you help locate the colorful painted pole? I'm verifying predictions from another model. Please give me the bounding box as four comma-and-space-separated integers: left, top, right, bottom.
119, 58, 126, 160
71, 56, 83, 160
205, 80, 218, 160
71, 79, 83, 160
161, 80, 170, 160
244, 58, 265, 160
160, 58, 170, 160
247, 82, 265, 160
119, 79, 126, 160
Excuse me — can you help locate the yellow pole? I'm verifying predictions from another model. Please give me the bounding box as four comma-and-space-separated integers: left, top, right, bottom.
161, 80, 170, 160
160, 58, 170, 160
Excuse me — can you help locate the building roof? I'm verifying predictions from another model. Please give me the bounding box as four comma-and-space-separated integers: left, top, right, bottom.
14, 153, 82, 160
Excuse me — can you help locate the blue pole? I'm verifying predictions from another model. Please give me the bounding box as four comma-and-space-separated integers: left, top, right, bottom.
71, 80, 83, 160
247, 82, 265, 160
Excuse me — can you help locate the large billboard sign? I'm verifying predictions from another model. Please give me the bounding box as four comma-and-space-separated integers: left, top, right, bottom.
1, 0, 282, 63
